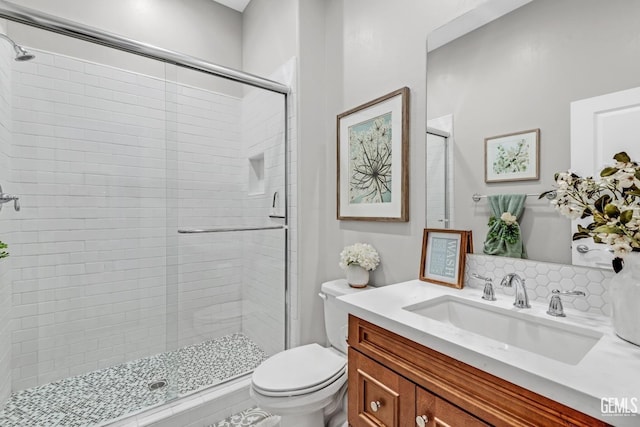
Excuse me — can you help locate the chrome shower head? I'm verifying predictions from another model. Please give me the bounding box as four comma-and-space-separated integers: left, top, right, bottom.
13, 44, 35, 61
0, 33, 35, 62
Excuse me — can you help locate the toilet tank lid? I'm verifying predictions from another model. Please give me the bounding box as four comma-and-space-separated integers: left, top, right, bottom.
320, 279, 371, 297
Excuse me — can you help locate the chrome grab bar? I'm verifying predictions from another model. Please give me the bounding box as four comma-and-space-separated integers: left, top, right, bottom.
0, 184, 20, 212
178, 225, 285, 234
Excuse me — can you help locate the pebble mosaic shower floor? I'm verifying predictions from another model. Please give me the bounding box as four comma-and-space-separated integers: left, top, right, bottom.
0, 333, 268, 427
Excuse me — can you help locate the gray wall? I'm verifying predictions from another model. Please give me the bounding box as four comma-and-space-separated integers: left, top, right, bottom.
297, 0, 333, 346
10, 0, 242, 95
13, 0, 242, 65
2, 0, 532, 352
295, 0, 486, 346
242, 0, 297, 77
427, 0, 640, 264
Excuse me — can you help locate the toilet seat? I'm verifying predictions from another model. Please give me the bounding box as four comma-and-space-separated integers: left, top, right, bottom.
251, 343, 346, 397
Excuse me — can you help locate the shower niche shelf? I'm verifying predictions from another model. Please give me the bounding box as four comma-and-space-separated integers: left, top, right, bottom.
248, 153, 265, 195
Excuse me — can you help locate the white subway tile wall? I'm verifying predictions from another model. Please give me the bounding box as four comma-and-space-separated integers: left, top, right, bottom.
11, 50, 171, 389
241, 86, 286, 357
241, 58, 296, 355
7, 49, 292, 390
168, 75, 245, 350
0, 36, 13, 408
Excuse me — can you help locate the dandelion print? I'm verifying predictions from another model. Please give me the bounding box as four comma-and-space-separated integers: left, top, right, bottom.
348, 112, 392, 204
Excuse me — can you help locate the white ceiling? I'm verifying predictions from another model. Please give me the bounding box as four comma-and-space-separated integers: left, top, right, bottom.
212, 0, 251, 13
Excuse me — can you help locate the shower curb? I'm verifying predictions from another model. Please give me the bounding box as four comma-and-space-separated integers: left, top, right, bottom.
104, 377, 253, 427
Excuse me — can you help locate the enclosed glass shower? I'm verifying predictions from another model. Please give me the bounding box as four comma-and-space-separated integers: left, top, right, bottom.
0, 3, 289, 426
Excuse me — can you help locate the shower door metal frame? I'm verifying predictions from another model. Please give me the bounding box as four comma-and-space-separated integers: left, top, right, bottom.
426, 127, 451, 229
0, 0, 292, 349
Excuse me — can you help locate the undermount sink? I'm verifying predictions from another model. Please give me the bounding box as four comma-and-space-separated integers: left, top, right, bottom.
403, 295, 602, 365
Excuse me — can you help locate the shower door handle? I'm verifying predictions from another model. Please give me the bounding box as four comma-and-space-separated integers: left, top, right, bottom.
178, 225, 286, 234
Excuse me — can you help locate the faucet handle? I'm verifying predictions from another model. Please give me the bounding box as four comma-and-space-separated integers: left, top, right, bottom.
547, 289, 586, 317
471, 273, 491, 282
471, 274, 496, 301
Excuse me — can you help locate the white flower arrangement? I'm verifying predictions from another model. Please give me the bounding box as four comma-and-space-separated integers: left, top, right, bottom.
339, 243, 380, 271
541, 151, 640, 272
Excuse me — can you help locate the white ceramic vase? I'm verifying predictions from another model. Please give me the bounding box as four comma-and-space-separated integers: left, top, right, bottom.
609, 254, 640, 346
346, 264, 369, 288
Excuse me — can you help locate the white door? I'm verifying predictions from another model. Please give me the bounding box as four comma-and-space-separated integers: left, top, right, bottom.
571, 86, 640, 268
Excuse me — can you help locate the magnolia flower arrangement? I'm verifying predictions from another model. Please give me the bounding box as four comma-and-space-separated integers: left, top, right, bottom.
541, 151, 640, 272
0, 240, 7, 259
487, 211, 520, 244
339, 243, 380, 271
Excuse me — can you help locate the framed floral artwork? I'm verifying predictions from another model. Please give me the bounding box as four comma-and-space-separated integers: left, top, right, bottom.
337, 87, 410, 221
484, 129, 540, 183
419, 228, 473, 289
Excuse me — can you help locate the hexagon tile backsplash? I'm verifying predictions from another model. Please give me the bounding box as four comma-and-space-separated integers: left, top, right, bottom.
464, 254, 614, 316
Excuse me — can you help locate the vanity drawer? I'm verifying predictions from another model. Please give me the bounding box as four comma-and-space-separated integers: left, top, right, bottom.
417, 386, 489, 427
348, 347, 415, 427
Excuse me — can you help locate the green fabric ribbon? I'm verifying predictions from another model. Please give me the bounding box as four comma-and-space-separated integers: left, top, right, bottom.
482, 194, 527, 259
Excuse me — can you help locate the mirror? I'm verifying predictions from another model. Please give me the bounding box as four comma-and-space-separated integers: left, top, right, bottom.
426, 0, 640, 265
426, 116, 452, 229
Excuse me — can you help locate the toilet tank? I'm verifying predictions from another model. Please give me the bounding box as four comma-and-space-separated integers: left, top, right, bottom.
320, 279, 368, 354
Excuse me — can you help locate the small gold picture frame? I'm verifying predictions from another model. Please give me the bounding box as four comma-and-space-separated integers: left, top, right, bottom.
419, 228, 473, 289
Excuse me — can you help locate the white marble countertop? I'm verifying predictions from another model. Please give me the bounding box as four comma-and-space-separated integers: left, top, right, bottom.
336, 279, 640, 426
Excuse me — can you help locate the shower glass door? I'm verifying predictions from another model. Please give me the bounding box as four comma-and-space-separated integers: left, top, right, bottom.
3, 22, 182, 423
163, 63, 287, 396
1, 18, 287, 426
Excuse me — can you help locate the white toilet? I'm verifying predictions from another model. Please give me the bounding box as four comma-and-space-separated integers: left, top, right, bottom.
250, 280, 365, 427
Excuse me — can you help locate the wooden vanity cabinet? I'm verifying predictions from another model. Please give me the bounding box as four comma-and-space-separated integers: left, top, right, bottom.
347, 315, 609, 427
349, 346, 486, 426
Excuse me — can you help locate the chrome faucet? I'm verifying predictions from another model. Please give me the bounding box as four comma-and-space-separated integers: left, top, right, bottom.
500, 273, 530, 308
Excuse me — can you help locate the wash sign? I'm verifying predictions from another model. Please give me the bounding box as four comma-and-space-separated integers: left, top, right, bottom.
429, 237, 458, 279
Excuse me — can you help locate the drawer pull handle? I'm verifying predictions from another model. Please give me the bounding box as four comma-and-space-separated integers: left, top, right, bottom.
416, 415, 429, 427
370, 400, 382, 412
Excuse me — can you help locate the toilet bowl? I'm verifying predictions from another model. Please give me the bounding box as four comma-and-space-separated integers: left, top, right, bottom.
250, 280, 367, 427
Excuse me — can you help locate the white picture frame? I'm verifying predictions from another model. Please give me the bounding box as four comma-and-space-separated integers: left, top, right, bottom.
337, 87, 410, 221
